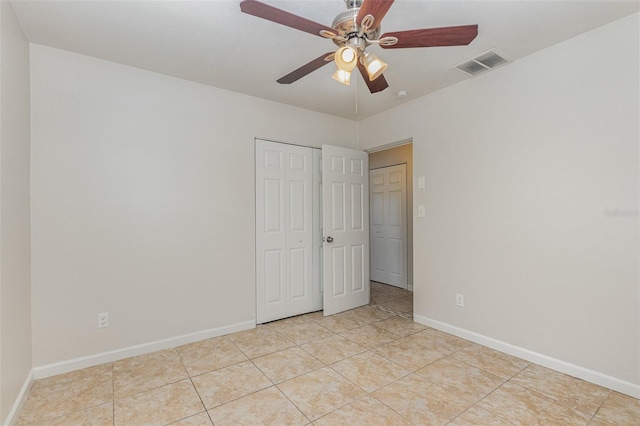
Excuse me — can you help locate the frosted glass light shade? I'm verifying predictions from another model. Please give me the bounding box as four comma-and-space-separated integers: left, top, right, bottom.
332, 68, 351, 85
334, 46, 358, 71
363, 52, 388, 81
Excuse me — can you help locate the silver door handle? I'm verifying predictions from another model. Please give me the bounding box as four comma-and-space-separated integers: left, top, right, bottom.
326, 236, 333, 243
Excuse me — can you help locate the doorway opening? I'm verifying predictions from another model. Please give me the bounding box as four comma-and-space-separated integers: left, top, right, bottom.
368, 142, 414, 318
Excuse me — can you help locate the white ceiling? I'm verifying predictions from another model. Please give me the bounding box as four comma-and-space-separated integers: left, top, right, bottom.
11, 0, 640, 121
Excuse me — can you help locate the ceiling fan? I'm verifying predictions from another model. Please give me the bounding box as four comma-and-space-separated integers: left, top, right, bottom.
239, 0, 478, 93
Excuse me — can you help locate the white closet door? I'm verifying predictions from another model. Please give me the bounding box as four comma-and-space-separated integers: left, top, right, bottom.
370, 164, 407, 288
322, 145, 370, 316
256, 140, 314, 323
312, 149, 323, 311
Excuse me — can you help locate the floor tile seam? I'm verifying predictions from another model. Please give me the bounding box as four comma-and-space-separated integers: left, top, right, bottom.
464, 346, 532, 373
367, 346, 426, 374
589, 398, 637, 426
448, 353, 525, 381
232, 337, 296, 359
183, 375, 210, 421
17, 399, 116, 425
201, 381, 276, 412
184, 356, 250, 378
413, 367, 504, 406
329, 349, 412, 382
381, 327, 425, 338
220, 335, 259, 362
164, 410, 211, 426
271, 383, 313, 424
319, 362, 368, 397
334, 331, 398, 351
250, 352, 328, 385
467, 381, 522, 425
367, 383, 422, 425
438, 355, 509, 383
113, 376, 193, 402
446, 404, 518, 426
383, 350, 447, 374
508, 374, 611, 417
285, 331, 340, 346
405, 370, 484, 405
291, 340, 332, 367
588, 390, 615, 423
500, 379, 596, 419
112, 348, 182, 371
173, 336, 223, 366
246, 358, 278, 388
312, 345, 369, 365
276, 320, 336, 333
402, 336, 462, 357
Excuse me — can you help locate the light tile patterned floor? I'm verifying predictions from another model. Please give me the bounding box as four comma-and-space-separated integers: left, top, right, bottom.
16, 282, 640, 425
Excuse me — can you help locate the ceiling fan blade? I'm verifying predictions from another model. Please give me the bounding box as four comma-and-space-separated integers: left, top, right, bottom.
240, 0, 337, 38
357, 0, 395, 30
357, 61, 388, 93
277, 52, 335, 84
380, 25, 478, 49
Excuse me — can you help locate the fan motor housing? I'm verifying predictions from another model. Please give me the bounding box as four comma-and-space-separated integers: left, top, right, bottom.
331, 6, 380, 47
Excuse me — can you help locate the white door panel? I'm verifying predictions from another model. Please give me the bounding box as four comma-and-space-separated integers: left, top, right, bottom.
322, 145, 369, 316
256, 140, 315, 323
370, 164, 407, 288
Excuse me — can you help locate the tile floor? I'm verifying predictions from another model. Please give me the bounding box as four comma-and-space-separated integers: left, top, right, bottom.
16, 282, 640, 425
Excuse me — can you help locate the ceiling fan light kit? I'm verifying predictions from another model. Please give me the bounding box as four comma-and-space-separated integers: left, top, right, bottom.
334, 46, 358, 71
239, 0, 479, 93
362, 52, 387, 81
332, 68, 352, 85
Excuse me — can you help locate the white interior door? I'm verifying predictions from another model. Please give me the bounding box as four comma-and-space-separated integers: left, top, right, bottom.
322, 145, 370, 316
256, 139, 315, 323
370, 164, 408, 288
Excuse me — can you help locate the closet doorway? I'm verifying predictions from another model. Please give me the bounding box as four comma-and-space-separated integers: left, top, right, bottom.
255, 139, 370, 324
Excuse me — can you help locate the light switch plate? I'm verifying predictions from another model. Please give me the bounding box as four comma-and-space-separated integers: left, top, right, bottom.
418, 176, 425, 189
418, 205, 426, 217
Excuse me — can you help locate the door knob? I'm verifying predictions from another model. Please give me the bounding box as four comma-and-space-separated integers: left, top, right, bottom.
326, 236, 334, 243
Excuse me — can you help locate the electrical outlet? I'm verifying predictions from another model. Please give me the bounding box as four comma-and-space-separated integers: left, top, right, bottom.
456, 294, 464, 307
97, 312, 109, 328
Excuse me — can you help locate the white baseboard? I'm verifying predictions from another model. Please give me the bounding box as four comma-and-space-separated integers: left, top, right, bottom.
414, 314, 640, 399
32, 320, 255, 380
3, 369, 34, 426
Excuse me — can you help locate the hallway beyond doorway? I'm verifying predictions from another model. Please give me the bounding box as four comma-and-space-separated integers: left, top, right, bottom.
370, 281, 413, 320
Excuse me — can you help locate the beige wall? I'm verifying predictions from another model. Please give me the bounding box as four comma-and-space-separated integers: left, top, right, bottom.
30, 44, 358, 368
359, 14, 639, 395
368, 143, 414, 289
0, 1, 32, 422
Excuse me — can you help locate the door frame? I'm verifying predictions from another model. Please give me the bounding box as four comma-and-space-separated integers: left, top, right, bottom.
366, 141, 414, 292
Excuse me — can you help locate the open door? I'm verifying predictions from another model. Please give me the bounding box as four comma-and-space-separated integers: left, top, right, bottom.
322, 145, 370, 316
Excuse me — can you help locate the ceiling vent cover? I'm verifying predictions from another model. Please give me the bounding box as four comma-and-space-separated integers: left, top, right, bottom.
454, 49, 510, 76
